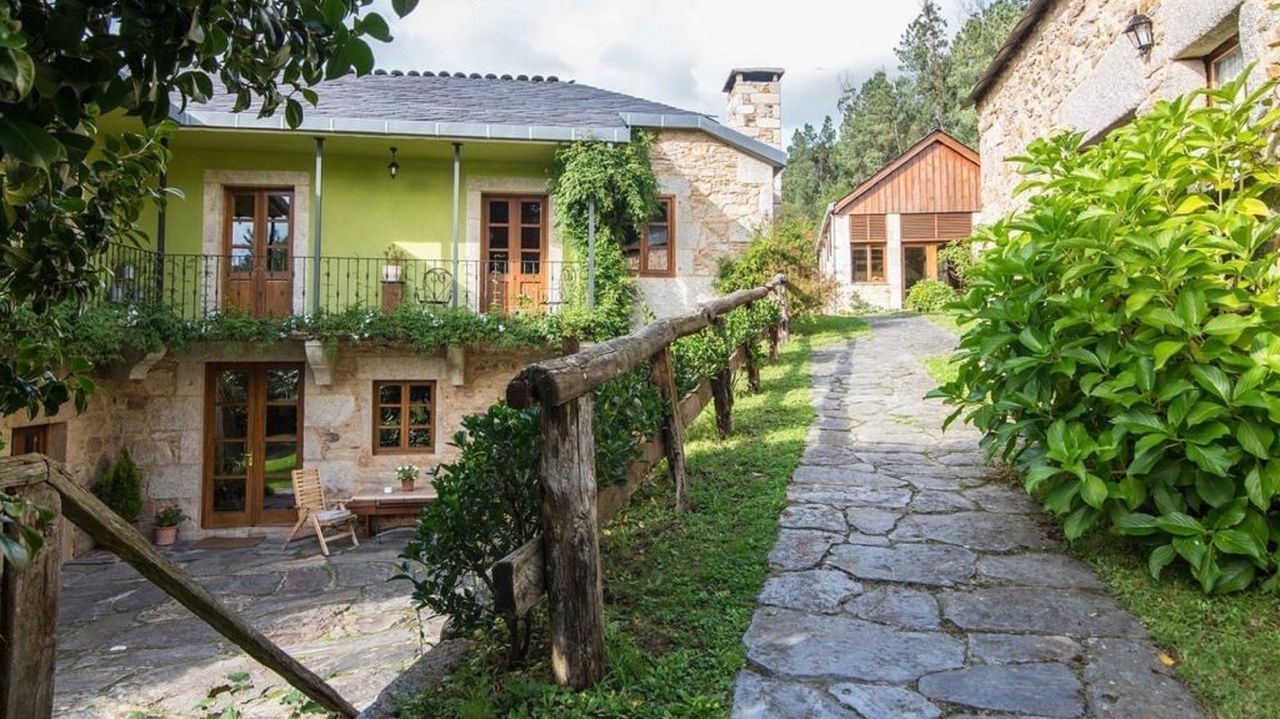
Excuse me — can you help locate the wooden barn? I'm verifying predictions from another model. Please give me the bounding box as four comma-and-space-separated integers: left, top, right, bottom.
819, 130, 981, 310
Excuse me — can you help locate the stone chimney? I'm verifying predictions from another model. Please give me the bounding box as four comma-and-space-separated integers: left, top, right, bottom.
723, 67, 784, 149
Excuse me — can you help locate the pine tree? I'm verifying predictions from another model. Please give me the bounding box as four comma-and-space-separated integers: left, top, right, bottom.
896, 0, 952, 132
946, 0, 1029, 145
781, 117, 842, 220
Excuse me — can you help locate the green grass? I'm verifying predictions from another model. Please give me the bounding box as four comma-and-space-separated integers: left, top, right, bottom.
921, 353, 959, 385
790, 314, 870, 348
925, 312, 961, 334
1070, 535, 1280, 719
401, 325, 827, 718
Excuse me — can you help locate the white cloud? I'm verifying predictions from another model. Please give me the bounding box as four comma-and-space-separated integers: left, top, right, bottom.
375, 0, 970, 144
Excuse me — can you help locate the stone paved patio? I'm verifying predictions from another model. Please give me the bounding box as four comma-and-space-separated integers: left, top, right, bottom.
732, 315, 1203, 719
55, 533, 442, 718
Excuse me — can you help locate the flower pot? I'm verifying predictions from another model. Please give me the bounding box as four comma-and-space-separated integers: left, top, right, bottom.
153, 525, 178, 546
400, 478, 415, 493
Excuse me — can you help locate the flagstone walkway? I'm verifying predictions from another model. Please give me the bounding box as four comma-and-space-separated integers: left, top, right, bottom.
54, 536, 445, 718
732, 315, 1203, 719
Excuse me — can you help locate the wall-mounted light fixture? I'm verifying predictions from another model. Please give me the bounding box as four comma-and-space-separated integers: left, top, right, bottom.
387, 146, 400, 179
1124, 13, 1154, 54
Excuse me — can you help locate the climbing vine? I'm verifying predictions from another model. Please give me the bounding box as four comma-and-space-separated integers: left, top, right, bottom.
548, 131, 660, 339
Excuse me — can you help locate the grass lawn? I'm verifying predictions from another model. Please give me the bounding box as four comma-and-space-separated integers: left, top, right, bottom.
400, 318, 858, 718
921, 353, 958, 385
925, 311, 962, 334
1070, 536, 1280, 719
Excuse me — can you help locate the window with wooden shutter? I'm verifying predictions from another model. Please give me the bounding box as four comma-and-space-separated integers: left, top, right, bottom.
850, 214, 887, 283
937, 213, 973, 239
901, 213, 937, 240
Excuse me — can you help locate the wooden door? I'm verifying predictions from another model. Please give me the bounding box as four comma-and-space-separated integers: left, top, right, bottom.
224, 189, 295, 317
204, 363, 304, 528
482, 195, 546, 313
902, 243, 942, 293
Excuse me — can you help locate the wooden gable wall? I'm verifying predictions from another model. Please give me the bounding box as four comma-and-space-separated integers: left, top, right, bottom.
840, 139, 980, 216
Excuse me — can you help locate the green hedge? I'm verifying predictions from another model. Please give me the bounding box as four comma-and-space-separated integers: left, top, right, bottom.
934, 76, 1280, 594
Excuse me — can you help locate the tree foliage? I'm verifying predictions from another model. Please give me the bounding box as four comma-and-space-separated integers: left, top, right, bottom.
716, 216, 834, 317
0, 0, 417, 434
934, 78, 1280, 594
784, 0, 1027, 220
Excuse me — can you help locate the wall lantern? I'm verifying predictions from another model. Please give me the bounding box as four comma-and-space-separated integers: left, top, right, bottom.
1124, 13, 1155, 54
387, 146, 400, 179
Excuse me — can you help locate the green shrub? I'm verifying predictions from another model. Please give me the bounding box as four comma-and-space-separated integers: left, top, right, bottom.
934, 76, 1280, 594
937, 235, 979, 289
905, 279, 957, 313
94, 447, 143, 523
716, 216, 835, 316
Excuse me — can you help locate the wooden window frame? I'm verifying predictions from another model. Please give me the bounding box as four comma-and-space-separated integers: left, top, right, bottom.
11, 425, 50, 456
1205, 35, 1243, 90
626, 196, 677, 278
850, 243, 886, 284
372, 380, 437, 455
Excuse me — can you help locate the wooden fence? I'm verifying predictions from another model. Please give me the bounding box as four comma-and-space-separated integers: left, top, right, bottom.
496, 273, 788, 689
0, 455, 358, 719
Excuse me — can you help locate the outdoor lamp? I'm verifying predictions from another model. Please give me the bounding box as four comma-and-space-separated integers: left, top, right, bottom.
1124, 13, 1154, 54
387, 146, 400, 179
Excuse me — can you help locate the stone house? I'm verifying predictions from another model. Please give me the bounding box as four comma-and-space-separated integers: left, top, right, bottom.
818, 130, 981, 310
2, 67, 786, 547
970, 0, 1280, 221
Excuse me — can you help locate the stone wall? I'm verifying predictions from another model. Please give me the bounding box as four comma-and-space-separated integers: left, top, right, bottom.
977, 0, 1280, 221
1, 341, 553, 546
643, 129, 778, 317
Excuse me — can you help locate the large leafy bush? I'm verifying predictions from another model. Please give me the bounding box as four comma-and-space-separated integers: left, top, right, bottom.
716, 216, 835, 316
935, 77, 1280, 594
905, 279, 958, 313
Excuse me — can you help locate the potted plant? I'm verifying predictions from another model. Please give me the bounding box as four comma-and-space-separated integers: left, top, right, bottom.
93, 447, 144, 529
396, 464, 419, 492
382, 244, 408, 283
152, 505, 187, 546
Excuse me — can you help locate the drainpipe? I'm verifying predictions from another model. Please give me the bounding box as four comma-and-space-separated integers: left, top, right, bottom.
587, 196, 596, 311
156, 138, 168, 297
313, 137, 325, 314
451, 142, 462, 308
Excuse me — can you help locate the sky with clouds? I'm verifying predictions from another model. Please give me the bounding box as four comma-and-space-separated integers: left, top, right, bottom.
374, 0, 971, 146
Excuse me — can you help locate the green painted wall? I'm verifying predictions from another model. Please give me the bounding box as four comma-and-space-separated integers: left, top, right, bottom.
149, 133, 555, 261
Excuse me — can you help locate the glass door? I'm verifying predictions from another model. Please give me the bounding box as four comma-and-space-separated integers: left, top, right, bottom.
223, 188, 294, 317
482, 195, 546, 312
902, 243, 943, 293
204, 363, 304, 528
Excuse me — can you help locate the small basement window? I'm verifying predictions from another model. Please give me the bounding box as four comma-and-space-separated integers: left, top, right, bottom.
373, 381, 436, 454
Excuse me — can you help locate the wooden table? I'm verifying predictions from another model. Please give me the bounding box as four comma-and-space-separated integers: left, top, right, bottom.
346, 489, 437, 538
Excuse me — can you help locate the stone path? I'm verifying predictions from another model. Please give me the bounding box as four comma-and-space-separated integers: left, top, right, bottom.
55, 535, 442, 718
732, 315, 1203, 719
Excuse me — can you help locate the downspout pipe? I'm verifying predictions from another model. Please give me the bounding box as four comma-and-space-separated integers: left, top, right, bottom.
313, 137, 325, 314
451, 142, 462, 308
156, 137, 169, 296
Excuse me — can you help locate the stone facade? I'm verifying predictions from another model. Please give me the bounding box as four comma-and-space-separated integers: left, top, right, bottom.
1, 342, 553, 547
640, 128, 779, 317
977, 0, 1280, 221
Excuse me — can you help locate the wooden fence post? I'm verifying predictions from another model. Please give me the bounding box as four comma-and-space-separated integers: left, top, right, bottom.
742, 342, 761, 394
0, 484, 62, 719
540, 394, 606, 688
767, 324, 780, 361
651, 347, 690, 511
777, 285, 791, 347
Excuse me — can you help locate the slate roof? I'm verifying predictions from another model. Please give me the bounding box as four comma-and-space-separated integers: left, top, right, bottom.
179, 72, 788, 167
196, 72, 697, 128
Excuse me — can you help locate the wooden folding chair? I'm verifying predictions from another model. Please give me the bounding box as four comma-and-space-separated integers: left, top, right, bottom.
283, 468, 359, 557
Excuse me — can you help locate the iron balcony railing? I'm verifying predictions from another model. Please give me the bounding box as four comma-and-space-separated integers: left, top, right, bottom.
97, 242, 585, 320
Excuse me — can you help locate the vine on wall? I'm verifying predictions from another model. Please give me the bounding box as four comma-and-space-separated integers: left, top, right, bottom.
548, 131, 660, 339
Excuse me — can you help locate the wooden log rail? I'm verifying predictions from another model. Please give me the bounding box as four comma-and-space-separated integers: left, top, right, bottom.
0, 455, 358, 719
500, 273, 787, 689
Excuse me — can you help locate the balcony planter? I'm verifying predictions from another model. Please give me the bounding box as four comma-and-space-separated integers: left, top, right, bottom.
381, 264, 402, 283
381, 277, 404, 311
